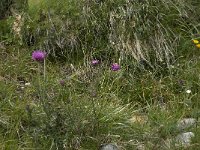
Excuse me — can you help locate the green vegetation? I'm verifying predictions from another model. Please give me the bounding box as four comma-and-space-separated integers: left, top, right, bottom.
0, 0, 200, 149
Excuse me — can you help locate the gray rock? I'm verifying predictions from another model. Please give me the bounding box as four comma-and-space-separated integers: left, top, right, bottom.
175, 132, 194, 147
100, 144, 119, 150
177, 118, 196, 130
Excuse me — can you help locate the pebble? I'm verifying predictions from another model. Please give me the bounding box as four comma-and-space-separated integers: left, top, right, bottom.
175, 132, 194, 147
177, 118, 196, 130
136, 144, 145, 150
100, 144, 119, 150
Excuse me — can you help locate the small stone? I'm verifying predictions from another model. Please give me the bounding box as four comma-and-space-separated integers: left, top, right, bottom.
175, 132, 194, 147
136, 144, 145, 150
100, 144, 119, 150
177, 118, 196, 130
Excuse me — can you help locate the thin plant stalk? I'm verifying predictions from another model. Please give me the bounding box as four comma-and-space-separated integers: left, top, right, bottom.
44, 58, 46, 81
37, 60, 50, 120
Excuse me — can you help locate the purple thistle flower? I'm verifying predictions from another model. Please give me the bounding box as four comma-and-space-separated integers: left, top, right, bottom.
32, 50, 46, 61
59, 80, 65, 86
91, 59, 100, 66
111, 63, 120, 71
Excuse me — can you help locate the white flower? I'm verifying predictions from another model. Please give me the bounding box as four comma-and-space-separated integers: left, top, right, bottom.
25, 82, 31, 86
186, 90, 191, 94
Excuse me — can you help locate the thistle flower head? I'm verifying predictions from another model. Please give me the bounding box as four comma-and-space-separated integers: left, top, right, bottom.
111, 63, 120, 71
91, 59, 100, 66
32, 50, 46, 61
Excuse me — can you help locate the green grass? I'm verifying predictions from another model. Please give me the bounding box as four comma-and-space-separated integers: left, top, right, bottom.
0, 0, 200, 149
